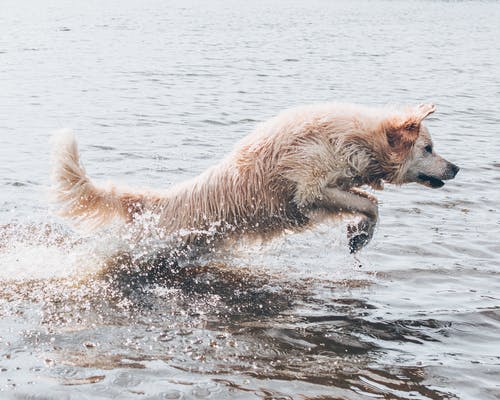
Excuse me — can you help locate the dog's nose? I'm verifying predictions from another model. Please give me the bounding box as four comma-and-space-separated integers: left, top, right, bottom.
449, 163, 460, 177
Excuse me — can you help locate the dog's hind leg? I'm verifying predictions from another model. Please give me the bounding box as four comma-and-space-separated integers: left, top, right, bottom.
314, 187, 378, 253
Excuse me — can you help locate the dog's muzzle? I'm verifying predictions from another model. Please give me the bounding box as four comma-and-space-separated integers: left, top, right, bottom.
417, 162, 460, 189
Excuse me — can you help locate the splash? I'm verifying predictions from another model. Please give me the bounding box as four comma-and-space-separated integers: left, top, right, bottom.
0, 211, 370, 286
0, 222, 124, 281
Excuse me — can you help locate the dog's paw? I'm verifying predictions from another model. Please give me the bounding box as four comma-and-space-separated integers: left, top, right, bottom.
347, 218, 375, 253
348, 232, 369, 253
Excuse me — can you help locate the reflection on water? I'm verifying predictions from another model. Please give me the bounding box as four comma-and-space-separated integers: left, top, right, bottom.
1, 0, 500, 398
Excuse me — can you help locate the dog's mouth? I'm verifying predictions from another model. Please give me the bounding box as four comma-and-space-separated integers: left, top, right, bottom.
417, 173, 445, 189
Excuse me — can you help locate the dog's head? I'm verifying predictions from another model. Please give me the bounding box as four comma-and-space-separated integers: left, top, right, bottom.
382, 104, 459, 188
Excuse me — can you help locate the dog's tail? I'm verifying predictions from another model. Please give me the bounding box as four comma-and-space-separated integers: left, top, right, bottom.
50, 130, 143, 230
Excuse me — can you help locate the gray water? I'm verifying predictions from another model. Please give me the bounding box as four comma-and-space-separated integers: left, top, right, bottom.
1, 0, 500, 399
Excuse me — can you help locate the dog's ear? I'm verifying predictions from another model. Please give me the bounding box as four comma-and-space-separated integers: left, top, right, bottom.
399, 103, 436, 132
405, 103, 435, 129
385, 103, 436, 151
413, 103, 436, 121
385, 126, 417, 152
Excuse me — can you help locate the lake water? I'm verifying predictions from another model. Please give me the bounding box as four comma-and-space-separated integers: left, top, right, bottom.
1, 0, 499, 399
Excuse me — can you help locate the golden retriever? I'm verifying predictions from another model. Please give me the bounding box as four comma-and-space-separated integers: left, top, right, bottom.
51, 103, 459, 252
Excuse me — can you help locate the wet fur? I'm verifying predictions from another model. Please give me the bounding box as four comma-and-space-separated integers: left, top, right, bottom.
51, 103, 458, 251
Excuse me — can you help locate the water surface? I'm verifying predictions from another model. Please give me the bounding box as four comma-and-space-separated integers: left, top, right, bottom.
1, 1, 499, 399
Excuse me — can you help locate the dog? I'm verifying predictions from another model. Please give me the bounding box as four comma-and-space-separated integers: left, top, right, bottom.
51, 103, 459, 253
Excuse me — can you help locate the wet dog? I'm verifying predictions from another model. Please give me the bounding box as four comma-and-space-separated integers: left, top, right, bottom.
51, 103, 459, 252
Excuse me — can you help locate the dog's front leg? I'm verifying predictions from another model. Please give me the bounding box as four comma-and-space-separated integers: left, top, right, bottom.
315, 187, 378, 253
345, 188, 379, 253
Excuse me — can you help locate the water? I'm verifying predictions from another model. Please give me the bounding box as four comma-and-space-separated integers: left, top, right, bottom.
1, 0, 499, 398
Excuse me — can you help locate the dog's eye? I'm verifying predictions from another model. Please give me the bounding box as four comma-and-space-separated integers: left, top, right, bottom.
424, 145, 433, 153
